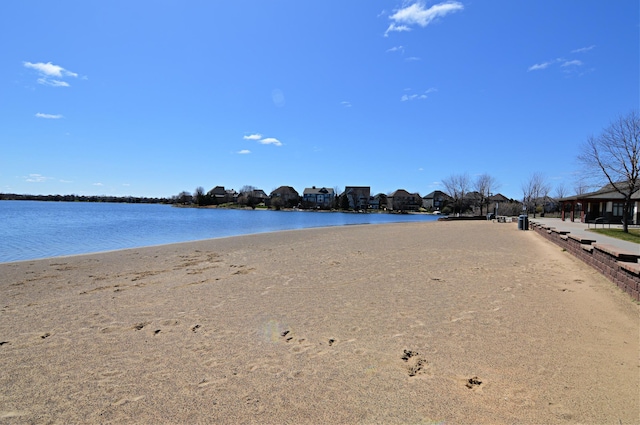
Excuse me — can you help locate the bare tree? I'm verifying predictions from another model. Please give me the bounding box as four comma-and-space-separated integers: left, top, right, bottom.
578, 110, 639, 232
442, 173, 470, 215
332, 186, 342, 209
522, 173, 550, 217
473, 173, 499, 216
175, 191, 192, 205
571, 172, 599, 196
194, 186, 206, 206
238, 185, 257, 207
553, 183, 567, 200
239, 185, 257, 195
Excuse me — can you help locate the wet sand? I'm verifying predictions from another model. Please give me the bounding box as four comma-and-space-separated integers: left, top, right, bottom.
0, 221, 638, 424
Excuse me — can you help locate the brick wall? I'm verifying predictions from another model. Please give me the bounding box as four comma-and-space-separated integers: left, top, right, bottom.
529, 221, 640, 302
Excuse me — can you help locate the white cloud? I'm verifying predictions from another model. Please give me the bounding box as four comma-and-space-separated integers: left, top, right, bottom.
93, 182, 104, 186
386, 45, 405, 53
238, 149, 251, 154
25, 173, 51, 183
341, 101, 352, 108
561, 60, 583, 67
571, 45, 595, 54
23, 61, 79, 87
401, 88, 436, 101
385, 1, 464, 36
259, 137, 283, 147
37, 78, 70, 87
244, 133, 283, 147
24, 61, 77, 78
243, 133, 263, 141
405, 56, 421, 62
528, 54, 588, 74
35, 113, 63, 119
401, 94, 427, 101
528, 61, 554, 71
385, 24, 411, 36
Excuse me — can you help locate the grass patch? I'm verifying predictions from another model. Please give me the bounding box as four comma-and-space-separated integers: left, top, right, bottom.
588, 228, 640, 244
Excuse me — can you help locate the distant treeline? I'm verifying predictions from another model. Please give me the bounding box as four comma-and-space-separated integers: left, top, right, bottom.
0, 193, 172, 204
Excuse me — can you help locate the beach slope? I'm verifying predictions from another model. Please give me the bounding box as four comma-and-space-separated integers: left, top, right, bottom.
0, 221, 638, 423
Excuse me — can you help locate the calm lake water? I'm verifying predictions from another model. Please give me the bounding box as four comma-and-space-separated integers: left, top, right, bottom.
0, 201, 438, 263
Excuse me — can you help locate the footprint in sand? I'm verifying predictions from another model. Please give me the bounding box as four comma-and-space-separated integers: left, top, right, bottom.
133, 322, 149, 331
280, 330, 293, 342
401, 349, 432, 377
465, 376, 483, 389
280, 330, 314, 353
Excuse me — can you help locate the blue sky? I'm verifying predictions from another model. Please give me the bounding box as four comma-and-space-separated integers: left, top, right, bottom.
2, 1, 638, 200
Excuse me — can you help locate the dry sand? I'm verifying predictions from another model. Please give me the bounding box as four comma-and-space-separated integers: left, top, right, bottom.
0, 221, 638, 424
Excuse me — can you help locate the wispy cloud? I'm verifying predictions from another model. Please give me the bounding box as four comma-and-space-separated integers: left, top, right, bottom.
571, 45, 595, 54
527, 58, 586, 74
243, 133, 263, 141
93, 182, 104, 186
402, 94, 426, 101
237, 149, 251, 154
528, 46, 592, 73
341, 101, 352, 108
259, 137, 283, 147
527, 60, 556, 71
37, 78, 70, 87
386, 45, 405, 53
401, 87, 437, 101
24, 61, 79, 87
405, 56, 421, 62
385, 1, 464, 37
561, 60, 583, 67
25, 173, 52, 183
35, 112, 63, 119
386, 25, 411, 35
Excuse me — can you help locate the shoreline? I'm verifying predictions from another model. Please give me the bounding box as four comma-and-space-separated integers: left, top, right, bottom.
0, 221, 431, 266
1, 211, 440, 265
1, 221, 637, 423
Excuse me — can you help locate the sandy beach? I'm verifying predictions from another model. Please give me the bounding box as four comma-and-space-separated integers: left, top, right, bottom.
0, 221, 638, 424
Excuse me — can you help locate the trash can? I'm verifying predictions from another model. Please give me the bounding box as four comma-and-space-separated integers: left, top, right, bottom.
518, 215, 529, 230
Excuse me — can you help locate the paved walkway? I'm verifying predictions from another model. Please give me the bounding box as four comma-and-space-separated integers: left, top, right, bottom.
528, 217, 639, 255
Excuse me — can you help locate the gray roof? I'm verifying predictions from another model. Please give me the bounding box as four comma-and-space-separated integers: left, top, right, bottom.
560, 182, 640, 202
303, 187, 334, 195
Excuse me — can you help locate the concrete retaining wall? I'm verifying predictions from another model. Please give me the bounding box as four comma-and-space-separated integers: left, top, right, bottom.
530, 221, 640, 302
